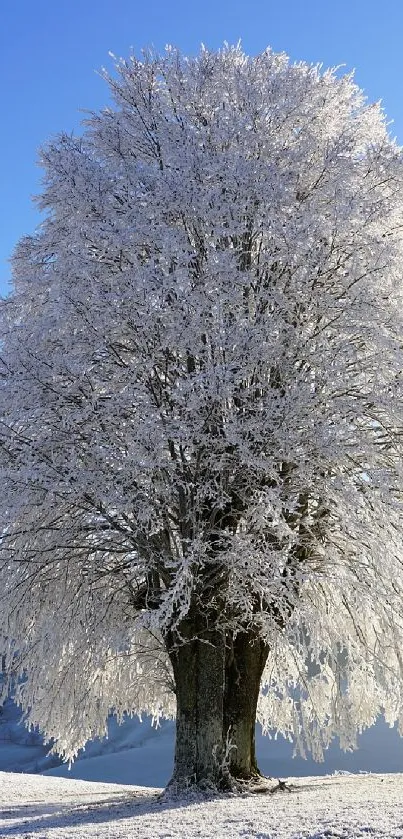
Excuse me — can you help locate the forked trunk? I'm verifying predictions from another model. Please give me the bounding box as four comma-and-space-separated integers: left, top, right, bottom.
166, 616, 268, 790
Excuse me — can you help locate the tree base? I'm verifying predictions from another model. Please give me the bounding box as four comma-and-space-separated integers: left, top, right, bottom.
163, 769, 280, 799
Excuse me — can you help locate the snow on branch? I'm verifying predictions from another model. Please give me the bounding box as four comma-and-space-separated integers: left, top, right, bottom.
1, 44, 403, 761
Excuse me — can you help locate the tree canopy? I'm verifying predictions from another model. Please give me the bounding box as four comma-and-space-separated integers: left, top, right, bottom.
1, 45, 403, 788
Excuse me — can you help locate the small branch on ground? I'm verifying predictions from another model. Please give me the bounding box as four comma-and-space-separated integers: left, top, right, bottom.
270, 779, 292, 794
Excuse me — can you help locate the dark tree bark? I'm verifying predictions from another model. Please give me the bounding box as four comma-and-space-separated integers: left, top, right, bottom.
224, 630, 269, 779
165, 610, 227, 789
165, 610, 269, 790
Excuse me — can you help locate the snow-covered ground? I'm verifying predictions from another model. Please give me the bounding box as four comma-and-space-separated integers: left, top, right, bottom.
0, 769, 403, 838
1, 700, 403, 837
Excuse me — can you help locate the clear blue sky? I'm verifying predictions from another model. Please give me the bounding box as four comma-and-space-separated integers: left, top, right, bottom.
2, 0, 403, 296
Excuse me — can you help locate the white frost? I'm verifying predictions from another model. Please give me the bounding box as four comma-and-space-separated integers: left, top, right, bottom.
0, 771, 403, 838
1, 44, 403, 767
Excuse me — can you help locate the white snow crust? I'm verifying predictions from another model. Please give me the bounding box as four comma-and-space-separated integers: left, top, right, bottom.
0, 770, 402, 838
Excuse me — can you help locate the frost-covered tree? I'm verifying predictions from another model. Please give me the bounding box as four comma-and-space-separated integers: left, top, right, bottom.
1, 45, 403, 791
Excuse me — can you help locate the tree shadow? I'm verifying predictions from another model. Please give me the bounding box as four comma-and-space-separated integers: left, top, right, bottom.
0, 791, 138, 816
0, 788, 204, 835
0, 780, 317, 835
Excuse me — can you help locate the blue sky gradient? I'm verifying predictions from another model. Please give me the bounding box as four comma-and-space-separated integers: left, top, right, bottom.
2, 0, 403, 295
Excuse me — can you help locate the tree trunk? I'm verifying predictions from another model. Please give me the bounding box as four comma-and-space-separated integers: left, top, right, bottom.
224, 630, 269, 779
166, 612, 228, 790
165, 613, 269, 790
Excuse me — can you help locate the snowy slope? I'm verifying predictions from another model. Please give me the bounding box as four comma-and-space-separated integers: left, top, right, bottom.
0, 770, 402, 838
43, 716, 403, 788
1, 695, 403, 788
0, 699, 61, 774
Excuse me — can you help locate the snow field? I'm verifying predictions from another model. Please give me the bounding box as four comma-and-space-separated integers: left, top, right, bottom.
0, 771, 402, 838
